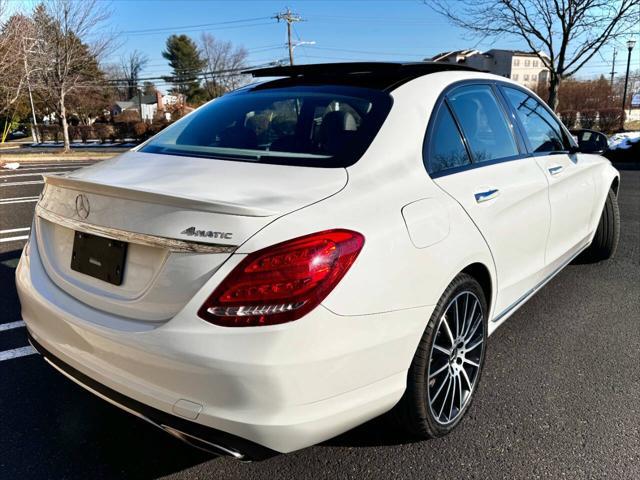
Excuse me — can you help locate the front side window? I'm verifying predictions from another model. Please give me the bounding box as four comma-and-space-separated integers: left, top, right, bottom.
447, 85, 519, 162
426, 103, 471, 174
141, 85, 392, 168
502, 87, 567, 153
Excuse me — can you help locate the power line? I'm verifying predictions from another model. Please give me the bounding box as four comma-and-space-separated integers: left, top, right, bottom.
124, 21, 274, 37
121, 16, 271, 34
102, 62, 277, 85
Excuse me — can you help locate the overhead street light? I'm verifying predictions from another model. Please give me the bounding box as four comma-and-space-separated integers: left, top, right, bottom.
621, 38, 636, 130
276, 42, 316, 67
292, 41, 316, 51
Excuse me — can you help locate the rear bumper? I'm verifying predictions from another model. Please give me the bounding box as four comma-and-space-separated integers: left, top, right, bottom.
27, 332, 274, 460
16, 238, 432, 454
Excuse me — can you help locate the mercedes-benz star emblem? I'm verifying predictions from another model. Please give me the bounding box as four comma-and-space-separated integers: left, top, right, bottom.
75, 194, 90, 219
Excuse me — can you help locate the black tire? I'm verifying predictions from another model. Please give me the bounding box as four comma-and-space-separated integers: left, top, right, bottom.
579, 188, 620, 263
391, 273, 488, 438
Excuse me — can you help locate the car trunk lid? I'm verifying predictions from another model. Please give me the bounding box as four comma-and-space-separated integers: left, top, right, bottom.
34, 151, 348, 322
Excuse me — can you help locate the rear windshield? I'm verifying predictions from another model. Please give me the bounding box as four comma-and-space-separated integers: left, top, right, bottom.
140, 85, 392, 168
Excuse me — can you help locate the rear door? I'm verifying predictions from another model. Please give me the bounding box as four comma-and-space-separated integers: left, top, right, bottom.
427, 83, 550, 316
500, 86, 595, 267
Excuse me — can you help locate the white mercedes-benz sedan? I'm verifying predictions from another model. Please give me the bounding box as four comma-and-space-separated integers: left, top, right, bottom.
17, 62, 620, 460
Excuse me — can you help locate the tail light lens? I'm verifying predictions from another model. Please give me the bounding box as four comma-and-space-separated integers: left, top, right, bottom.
198, 229, 365, 327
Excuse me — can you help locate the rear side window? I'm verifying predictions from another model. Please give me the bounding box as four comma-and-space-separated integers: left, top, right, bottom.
426, 104, 471, 174
141, 85, 392, 168
502, 87, 567, 153
447, 85, 519, 162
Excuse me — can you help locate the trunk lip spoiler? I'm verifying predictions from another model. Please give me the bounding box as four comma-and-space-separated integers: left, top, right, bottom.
36, 204, 237, 254
43, 173, 277, 218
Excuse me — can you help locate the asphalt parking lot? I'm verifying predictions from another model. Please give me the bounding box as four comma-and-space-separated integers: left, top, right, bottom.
1, 159, 638, 479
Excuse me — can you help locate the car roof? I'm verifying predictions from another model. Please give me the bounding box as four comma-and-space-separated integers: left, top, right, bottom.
243, 61, 480, 91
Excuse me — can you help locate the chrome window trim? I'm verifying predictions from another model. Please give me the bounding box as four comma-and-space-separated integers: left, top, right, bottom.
423, 79, 530, 178
497, 84, 577, 154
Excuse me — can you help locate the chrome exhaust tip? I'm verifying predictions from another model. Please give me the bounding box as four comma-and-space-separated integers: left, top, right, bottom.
162, 425, 247, 461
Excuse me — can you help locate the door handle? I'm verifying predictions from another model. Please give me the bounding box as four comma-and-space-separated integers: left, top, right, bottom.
548, 165, 564, 175
474, 188, 500, 203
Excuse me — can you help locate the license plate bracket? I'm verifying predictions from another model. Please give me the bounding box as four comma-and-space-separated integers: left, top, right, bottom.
70, 231, 128, 286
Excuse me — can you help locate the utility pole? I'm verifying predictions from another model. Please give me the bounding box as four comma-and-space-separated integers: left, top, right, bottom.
137, 85, 143, 121
609, 48, 617, 87
274, 8, 302, 66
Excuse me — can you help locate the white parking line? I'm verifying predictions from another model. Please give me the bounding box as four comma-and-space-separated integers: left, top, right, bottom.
0, 196, 39, 202
0, 320, 25, 331
0, 172, 50, 179
0, 197, 39, 205
0, 346, 37, 362
18, 160, 96, 165
0, 180, 44, 187
0, 235, 29, 243
3, 164, 92, 172
0, 227, 30, 234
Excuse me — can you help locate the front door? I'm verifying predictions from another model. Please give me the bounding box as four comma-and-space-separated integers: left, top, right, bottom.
500, 86, 595, 267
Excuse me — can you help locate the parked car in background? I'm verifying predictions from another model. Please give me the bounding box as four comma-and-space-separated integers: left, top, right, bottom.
571, 129, 609, 154
605, 131, 640, 164
7, 129, 27, 140
571, 129, 640, 164
17, 62, 620, 460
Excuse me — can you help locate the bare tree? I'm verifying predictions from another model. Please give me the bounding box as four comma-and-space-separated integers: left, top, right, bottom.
31, 0, 113, 151
102, 62, 128, 100
121, 49, 148, 99
199, 32, 249, 98
429, 0, 640, 110
0, 4, 29, 120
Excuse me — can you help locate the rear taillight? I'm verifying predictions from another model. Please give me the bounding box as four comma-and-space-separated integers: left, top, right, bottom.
198, 229, 365, 327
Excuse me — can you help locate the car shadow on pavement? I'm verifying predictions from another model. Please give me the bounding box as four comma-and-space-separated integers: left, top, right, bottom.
1, 248, 215, 478
1, 362, 217, 478
322, 414, 424, 449
0, 249, 22, 318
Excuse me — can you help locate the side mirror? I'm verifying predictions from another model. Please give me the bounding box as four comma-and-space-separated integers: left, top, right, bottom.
571, 129, 608, 154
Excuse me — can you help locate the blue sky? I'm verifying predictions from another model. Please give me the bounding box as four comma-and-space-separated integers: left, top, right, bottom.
18, 0, 640, 89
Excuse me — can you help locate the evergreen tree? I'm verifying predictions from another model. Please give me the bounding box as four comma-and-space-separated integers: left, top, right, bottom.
162, 35, 206, 104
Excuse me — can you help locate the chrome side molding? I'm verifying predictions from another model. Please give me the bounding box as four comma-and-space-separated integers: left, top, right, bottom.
492, 240, 589, 324
36, 204, 237, 254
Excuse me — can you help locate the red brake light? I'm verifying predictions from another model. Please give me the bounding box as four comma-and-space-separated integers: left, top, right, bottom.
198, 229, 365, 327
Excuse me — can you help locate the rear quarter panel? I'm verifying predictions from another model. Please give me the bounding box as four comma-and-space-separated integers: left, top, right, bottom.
585, 155, 620, 234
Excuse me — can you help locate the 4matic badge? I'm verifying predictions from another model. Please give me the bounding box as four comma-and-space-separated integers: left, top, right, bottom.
181, 226, 233, 240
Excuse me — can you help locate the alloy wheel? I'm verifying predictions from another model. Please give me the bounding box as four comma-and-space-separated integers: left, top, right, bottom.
427, 291, 485, 425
